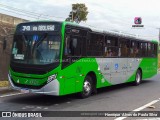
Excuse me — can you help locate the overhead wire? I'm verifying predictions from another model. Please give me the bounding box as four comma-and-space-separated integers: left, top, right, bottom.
0, 3, 65, 20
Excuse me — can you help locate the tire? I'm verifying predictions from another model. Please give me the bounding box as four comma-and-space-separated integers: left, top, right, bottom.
78, 76, 93, 98
133, 69, 142, 85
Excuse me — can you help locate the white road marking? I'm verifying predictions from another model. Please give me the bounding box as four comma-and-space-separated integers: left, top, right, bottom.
115, 100, 159, 120
25, 106, 34, 109
0, 93, 24, 98
36, 107, 42, 109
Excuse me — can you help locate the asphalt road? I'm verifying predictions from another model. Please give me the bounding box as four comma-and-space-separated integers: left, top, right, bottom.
0, 73, 160, 120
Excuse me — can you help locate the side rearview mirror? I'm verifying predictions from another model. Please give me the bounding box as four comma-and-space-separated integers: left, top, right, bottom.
3, 38, 7, 50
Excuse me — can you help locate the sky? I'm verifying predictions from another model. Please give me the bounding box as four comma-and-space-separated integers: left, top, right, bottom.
0, 0, 160, 40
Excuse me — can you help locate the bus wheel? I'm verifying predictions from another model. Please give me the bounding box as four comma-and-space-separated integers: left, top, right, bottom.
79, 76, 93, 98
133, 69, 142, 85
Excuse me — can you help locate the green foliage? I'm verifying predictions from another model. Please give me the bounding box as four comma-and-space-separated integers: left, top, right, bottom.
65, 3, 88, 23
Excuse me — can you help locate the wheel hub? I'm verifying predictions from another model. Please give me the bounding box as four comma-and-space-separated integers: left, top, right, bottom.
83, 80, 91, 95
136, 72, 140, 83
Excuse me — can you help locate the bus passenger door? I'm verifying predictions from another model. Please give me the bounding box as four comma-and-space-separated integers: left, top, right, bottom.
62, 28, 86, 95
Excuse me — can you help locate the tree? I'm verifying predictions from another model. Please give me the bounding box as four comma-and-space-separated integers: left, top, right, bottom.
65, 3, 88, 24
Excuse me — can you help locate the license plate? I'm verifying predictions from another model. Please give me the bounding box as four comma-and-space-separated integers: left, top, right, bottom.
21, 89, 29, 93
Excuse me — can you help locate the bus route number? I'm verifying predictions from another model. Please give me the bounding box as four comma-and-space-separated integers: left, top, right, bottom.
22, 26, 31, 31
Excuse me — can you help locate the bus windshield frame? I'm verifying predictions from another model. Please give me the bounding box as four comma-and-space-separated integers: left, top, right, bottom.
10, 22, 62, 74
11, 33, 61, 65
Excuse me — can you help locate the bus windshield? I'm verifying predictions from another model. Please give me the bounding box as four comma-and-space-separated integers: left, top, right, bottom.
11, 33, 61, 65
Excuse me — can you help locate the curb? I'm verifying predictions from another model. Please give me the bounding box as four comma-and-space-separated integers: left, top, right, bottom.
0, 81, 14, 94
0, 86, 18, 94
0, 86, 10, 91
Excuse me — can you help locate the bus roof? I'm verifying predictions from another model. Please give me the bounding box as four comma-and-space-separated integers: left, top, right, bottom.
16, 20, 158, 43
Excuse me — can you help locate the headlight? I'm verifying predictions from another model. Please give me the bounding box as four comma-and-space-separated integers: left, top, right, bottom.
47, 74, 57, 83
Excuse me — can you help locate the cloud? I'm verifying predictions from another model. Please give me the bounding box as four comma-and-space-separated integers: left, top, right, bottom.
0, 0, 159, 40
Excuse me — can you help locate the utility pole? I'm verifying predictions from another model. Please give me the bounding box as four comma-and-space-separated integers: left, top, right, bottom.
72, 9, 77, 22
157, 28, 160, 52
71, 5, 80, 23
71, 5, 74, 22
72, 10, 74, 22
157, 28, 160, 44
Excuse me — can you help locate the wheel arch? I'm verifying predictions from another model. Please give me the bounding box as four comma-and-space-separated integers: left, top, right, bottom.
86, 71, 97, 89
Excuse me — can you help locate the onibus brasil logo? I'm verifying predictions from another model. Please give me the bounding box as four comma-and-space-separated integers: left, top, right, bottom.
132, 17, 144, 28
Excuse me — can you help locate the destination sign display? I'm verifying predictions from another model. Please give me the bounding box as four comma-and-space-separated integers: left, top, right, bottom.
22, 25, 55, 31
17, 23, 61, 32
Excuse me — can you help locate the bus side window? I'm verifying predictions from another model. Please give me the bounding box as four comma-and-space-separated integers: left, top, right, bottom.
136, 42, 140, 57
73, 36, 82, 56
65, 35, 71, 56
154, 44, 158, 57
119, 39, 129, 57
151, 43, 157, 57
70, 37, 78, 56
87, 33, 104, 57
134, 42, 139, 57
130, 41, 134, 57
130, 41, 139, 57
144, 43, 148, 57
141, 42, 148, 57
65, 35, 82, 57
104, 36, 118, 57
148, 43, 152, 57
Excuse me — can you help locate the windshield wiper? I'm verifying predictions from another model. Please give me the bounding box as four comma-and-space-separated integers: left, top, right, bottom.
22, 34, 28, 46
32, 33, 48, 55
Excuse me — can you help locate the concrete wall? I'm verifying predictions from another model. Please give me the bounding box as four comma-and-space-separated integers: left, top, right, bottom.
0, 13, 28, 25
0, 13, 27, 80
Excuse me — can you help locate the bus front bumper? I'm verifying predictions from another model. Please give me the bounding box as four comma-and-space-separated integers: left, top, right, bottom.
8, 74, 60, 96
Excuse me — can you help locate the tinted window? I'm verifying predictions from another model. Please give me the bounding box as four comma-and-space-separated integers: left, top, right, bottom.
65, 35, 82, 57
104, 36, 119, 57
87, 33, 104, 57
11, 34, 61, 65
151, 43, 157, 57
148, 43, 152, 57
130, 40, 140, 57
119, 38, 130, 57
140, 42, 148, 57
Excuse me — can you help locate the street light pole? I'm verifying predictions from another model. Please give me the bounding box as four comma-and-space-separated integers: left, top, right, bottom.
72, 5, 79, 23
71, 6, 76, 22
72, 9, 73, 22
157, 28, 160, 52
158, 28, 160, 44
157, 28, 160, 43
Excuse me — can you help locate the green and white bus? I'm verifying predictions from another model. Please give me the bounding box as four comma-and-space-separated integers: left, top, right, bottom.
6, 21, 158, 98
